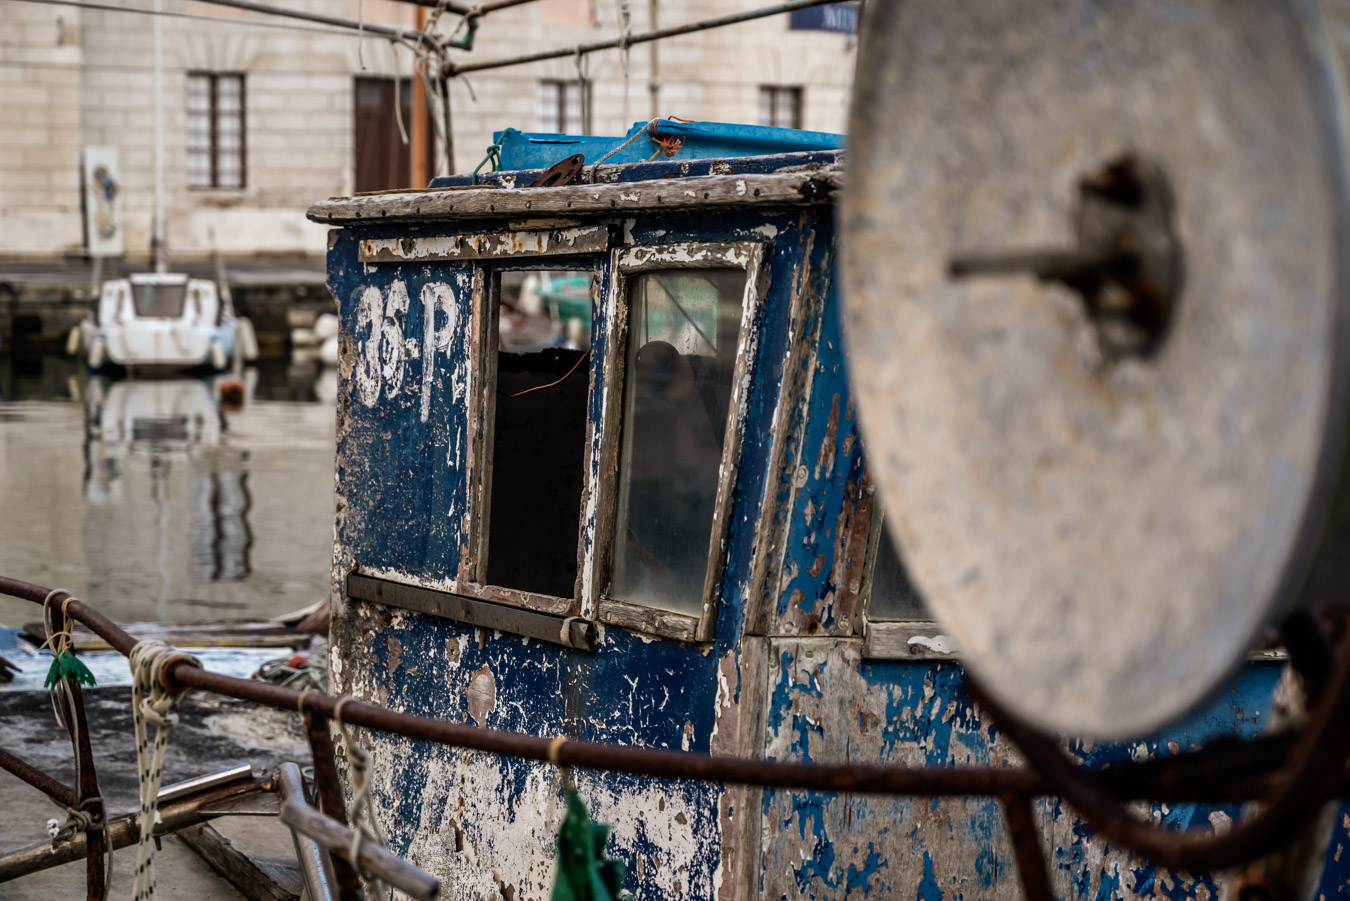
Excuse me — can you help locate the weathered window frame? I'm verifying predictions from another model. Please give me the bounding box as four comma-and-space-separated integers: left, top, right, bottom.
458, 253, 604, 619
852, 494, 955, 660
586, 242, 771, 643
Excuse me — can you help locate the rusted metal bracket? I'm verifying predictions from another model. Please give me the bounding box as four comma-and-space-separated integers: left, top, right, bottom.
528, 154, 585, 188
347, 573, 597, 651
304, 713, 364, 901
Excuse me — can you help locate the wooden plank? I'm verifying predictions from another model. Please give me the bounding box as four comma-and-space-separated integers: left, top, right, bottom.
21, 620, 311, 652
307, 166, 843, 225
359, 225, 610, 263
595, 597, 700, 643
347, 573, 596, 650
178, 822, 302, 901
862, 620, 959, 660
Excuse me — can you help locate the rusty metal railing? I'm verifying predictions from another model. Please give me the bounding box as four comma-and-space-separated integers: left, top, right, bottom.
1, 574, 1348, 901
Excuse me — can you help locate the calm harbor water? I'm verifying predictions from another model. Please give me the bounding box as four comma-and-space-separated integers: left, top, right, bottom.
0, 355, 337, 628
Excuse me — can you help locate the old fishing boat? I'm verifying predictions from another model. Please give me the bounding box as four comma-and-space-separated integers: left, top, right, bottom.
302, 110, 1350, 899
70, 272, 258, 374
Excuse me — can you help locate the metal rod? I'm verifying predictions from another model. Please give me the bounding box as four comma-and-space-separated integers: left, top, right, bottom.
1000, 793, 1053, 901
280, 799, 440, 901
3, 580, 1349, 808
445, 0, 845, 76
305, 712, 364, 901
0, 772, 275, 881
395, 0, 539, 11
277, 763, 338, 901
0, 747, 77, 808
62, 681, 107, 900
187, 0, 427, 41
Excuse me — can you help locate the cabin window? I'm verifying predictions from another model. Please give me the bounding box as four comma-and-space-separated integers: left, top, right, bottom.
609, 269, 747, 616
472, 268, 594, 605
133, 283, 188, 319
187, 73, 245, 189
863, 515, 924, 621
592, 243, 769, 642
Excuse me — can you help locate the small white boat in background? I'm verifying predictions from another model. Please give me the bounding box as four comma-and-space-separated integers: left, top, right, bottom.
69, 272, 258, 373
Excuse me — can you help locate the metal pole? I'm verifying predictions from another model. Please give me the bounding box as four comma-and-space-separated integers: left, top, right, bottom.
187, 0, 426, 41
276, 763, 338, 901
304, 712, 364, 901
444, 0, 842, 77
280, 800, 440, 901
152, 0, 166, 272
648, 0, 658, 121
0, 747, 77, 808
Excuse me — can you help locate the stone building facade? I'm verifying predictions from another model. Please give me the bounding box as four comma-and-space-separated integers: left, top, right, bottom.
0, 0, 858, 262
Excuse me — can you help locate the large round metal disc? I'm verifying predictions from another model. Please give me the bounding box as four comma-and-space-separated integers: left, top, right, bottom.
843, 0, 1350, 738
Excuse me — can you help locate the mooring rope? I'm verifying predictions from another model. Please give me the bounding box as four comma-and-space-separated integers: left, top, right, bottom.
129, 640, 201, 901
334, 696, 389, 901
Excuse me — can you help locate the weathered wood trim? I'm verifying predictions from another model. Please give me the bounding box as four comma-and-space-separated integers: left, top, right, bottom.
862, 621, 958, 659
830, 470, 877, 638
307, 167, 843, 224
453, 580, 576, 617
588, 241, 769, 642
178, 822, 302, 901
596, 598, 700, 643
696, 242, 771, 642
359, 226, 610, 264
348, 573, 596, 649
460, 265, 492, 586
743, 217, 828, 638
714, 635, 769, 901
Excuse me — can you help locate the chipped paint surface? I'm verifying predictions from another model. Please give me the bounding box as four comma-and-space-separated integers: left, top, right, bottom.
324, 152, 1350, 900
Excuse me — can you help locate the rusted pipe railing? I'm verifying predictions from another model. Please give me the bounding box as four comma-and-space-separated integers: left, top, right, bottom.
0, 747, 77, 808
0, 772, 275, 881
4, 575, 1350, 890
304, 712, 364, 900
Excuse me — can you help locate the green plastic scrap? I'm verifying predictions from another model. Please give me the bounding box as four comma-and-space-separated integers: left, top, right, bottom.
44, 648, 97, 690
551, 789, 627, 901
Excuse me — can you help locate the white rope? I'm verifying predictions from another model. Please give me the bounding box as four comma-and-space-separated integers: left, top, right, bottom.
388, 39, 410, 147
586, 117, 660, 181
616, 0, 631, 122
129, 640, 200, 901
334, 697, 389, 901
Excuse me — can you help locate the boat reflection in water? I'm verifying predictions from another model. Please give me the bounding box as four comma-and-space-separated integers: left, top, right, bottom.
82, 375, 254, 616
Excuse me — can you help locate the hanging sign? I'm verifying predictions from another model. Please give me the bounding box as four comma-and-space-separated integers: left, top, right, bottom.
83, 146, 124, 257
789, 3, 858, 34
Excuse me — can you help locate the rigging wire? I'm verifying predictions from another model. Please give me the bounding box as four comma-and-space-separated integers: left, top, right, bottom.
0, 0, 380, 37
445, 0, 847, 76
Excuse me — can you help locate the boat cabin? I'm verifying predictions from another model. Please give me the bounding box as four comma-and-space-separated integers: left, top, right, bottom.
307, 121, 1350, 901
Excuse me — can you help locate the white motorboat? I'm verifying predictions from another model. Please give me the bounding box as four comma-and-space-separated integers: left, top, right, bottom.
70, 272, 258, 373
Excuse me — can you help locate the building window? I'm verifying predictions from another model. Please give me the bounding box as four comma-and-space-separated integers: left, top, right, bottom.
539, 80, 588, 133
353, 77, 439, 193
187, 73, 245, 189
758, 85, 802, 129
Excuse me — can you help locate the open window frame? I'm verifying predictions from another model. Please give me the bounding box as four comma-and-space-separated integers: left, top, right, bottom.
459, 259, 602, 619
587, 242, 771, 643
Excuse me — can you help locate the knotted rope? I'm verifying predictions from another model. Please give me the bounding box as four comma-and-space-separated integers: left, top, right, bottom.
129, 640, 201, 901
334, 696, 389, 901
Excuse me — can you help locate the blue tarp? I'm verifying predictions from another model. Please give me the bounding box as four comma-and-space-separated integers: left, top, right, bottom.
495, 119, 843, 171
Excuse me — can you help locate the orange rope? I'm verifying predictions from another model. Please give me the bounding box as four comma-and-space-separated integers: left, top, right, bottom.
505, 350, 589, 397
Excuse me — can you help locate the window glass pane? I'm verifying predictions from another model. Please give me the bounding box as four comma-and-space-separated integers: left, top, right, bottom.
758, 87, 773, 127
610, 268, 746, 615
539, 81, 560, 132
868, 518, 925, 620
563, 82, 583, 132
134, 283, 188, 318
485, 271, 592, 598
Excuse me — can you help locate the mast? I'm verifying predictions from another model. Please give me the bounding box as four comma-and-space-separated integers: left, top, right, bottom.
152, 0, 167, 272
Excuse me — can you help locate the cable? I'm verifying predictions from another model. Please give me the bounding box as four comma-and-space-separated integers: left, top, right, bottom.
1, 0, 375, 38
446, 0, 848, 76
